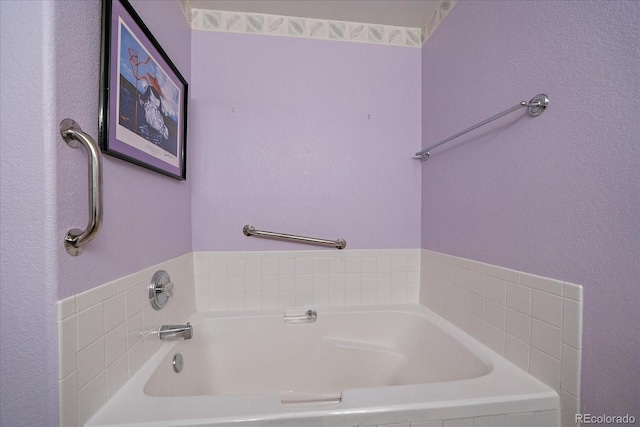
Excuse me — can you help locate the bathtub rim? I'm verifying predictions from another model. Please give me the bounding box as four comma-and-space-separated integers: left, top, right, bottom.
87, 304, 559, 427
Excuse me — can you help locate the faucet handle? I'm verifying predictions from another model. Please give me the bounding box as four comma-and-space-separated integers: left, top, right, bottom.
149, 270, 174, 310
162, 281, 174, 297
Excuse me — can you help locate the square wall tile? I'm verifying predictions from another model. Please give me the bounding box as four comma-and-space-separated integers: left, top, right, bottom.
59, 372, 78, 426
104, 292, 126, 333
58, 316, 77, 380
506, 308, 531, 343
77, 338, 105, 390
531, 319, 562, 359
77, 303, 105, 350
522, 273, 562, 296
474, 415, 505, 427
443, 418, 473, 427
58, 296, 76, 321
485, 276, 506, 304
78, 373, 107, 426
561, 344, 581, 397
530, 348, 561, 391
76, 283, 112, 312
505, 335, 530, 372
506, 282, 531, 315
505, 412, 535, 427
563, 282, 582, 301
563, 298, 583, 349
531, 290, 562, 327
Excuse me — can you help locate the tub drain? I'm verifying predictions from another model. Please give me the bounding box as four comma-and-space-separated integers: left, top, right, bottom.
173, 353, 183, 373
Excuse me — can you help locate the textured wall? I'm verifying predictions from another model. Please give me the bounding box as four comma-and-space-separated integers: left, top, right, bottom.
0, 3, 59, 425
1, 1, 192, 425
421, 0, 639, 417
190, 31, 422, 251
56, 0, 193, 300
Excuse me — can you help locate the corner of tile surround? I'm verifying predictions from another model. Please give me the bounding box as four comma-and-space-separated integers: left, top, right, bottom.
57, 252, 196, 426
419, 248, 582, 427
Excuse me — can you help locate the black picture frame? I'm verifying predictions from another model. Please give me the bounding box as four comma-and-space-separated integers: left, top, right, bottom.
99, 0, 188, 180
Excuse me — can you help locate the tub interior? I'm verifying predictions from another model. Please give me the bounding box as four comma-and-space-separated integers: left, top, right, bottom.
144, 310, 492, 403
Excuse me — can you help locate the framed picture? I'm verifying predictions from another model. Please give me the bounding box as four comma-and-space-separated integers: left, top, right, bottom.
100, 0, 188, 180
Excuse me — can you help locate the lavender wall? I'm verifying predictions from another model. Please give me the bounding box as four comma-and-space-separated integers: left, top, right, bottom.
56, 0, 192, 300
1, 3, 59, 424
190, 32, 422, 251
1, 1, 191, 425
421, 0, 639, 417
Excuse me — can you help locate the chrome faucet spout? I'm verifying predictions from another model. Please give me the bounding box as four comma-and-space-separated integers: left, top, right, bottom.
159, 322, 193, 340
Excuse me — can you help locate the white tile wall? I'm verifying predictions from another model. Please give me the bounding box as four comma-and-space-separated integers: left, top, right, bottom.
356, 410, 560, 427
420, 250, 582, 427
193, 249, 421, 312
57, 253, 195, 426
58, 248, 580, 427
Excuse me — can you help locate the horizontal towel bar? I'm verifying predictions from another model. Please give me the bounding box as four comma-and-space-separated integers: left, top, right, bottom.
415, 94, 549, 161
243, 225, 346, 249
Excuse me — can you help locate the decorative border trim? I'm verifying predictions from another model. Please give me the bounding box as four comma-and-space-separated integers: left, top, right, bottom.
191, 9, 421, 47
178, 0, 458, 48
421, 0, 458, 44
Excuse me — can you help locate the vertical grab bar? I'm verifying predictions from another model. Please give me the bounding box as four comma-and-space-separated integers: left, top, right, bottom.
60, 118, 103, 256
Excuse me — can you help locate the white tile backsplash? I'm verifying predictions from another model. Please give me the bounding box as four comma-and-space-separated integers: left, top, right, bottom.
483, 323, 506, 354
421, 249, 582, 427
77, 303, 104, 350
562, 297, 583, 349
522, 272, 563, 296
57, 253, 195, 426
474, 415, 505, 427
443, 418, 474, 427
193, 249, 422, 312
505, 412, 535, 427
506, 282, 532, 315
530, 347, 562, 390
531, 318, 562, 359
535, 409, 562, 427
77, 372, 106, 427
59, 371, 78, 427
77, 338, 105, 389
58, 315, 77, 380
506, 308, 532, 343
76, 283, 112, 312
106, 353, 129, 399
485, 300, 506, 330
531, 290, 563, 327
561, 344, 581, 397
504, 334, 530, 371
59, 249, 579, 427
354, 407, 560, 427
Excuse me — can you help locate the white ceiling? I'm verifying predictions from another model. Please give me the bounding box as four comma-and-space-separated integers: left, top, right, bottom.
186, 0, 447, 29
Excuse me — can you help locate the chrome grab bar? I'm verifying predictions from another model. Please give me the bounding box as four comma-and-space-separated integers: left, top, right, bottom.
284, 309, 317, 324
415, 94, 549, 161
60, 119, 103, 256
243, 225, 346, 249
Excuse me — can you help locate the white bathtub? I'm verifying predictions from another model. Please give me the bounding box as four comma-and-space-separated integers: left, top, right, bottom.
87, 305, 559, 427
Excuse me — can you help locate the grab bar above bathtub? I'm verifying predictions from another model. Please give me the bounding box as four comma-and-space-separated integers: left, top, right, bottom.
60, 118, 103, 256
243, 225, 346, 249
